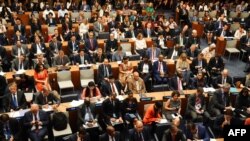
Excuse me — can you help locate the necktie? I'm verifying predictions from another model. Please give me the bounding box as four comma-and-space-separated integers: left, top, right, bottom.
61, 57, 64, 65
111, 83, 115, 93
136, 81, 140, 91
13, 95, 18, 108
222, 93, 226, 106
152, 49, 154, 60
138, 132, 143, 141
44, 96, 48, 104
158, 62, 161, 72
178, 78, 182, 91
90, 39, 94, 50
105, 66, 109, 77
54, 43, 58, 53
34, 114, 39, 131
19, 62, 23, 70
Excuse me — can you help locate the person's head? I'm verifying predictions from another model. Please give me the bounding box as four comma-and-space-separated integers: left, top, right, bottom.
187, 122, 197, 135
197, 53, 204, 60
170, 124, 179, 136
123, 56, 129, 63
135, 120, 144, 132
54, 28, 59, 35
196, 87, 204, 96
37, 54, 44, 62
97, 17, 102, 23
16, 39, 22, 47
171, 91, 180, 101
9, 82, 17, 94
77, 126, 87, 138
30, 104, 39, 114
106, 126, 116, 137
209, 43, 216, 51
127, 90, 134, 99
196, 72, 203, 79
35, 36, 41, 43
78, 49, 85, 56
247, 30, 250, 36
192, 30, 197, 37
97, 48, 103, 55
71, 35, 76, 41
133, 71, 140, 81
129, 25, 134, 31
35, 63, 45, 72
172, 117, 181, 127
110, 93, 117, 101
137, 33, 143, 39
16, 18, 21, 25
239, 87, 249, 97
42, 86, 50, 96
180, 53, 187, 61
154, 101, 163, 111
87, 81, 96, 90
110, 33, 114, 40
224, 109, 233, 121
0, 113, 10, 123
222, 83, 231, 93
158, 54, 164, 61
59, 50, 65, 57
143, 55, 149, 62
88, 32, 94, 39
146, 23, 152, 29
15, 30, 21, 36
221, 69, 229, 77
52, 35, 57, 42
223, 24, 229, 31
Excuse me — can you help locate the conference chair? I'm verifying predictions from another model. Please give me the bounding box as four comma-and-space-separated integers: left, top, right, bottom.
57, 71, 74, 94
120, 42, 133, 56
80, 69, 94, 88
71, 12, 79, 23
224, 39, 240, 61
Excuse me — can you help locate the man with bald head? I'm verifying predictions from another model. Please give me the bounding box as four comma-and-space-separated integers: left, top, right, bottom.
127, 71, 146, 94
23, 104, 49, 141
153, 54, 168, 84
186, 29, 201, 50
215, 69, 233, 88
128, 120, 152, 141
99, 125, 121, 141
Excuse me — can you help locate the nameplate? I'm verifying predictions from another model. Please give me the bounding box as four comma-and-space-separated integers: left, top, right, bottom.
140, 97, 153, 101
66, 107, 78, 111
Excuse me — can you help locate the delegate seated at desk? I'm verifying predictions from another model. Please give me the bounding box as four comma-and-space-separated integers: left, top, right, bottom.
75, 49, 91, 65
11, 40, 29, 58
101, 76, 123, 97
112, 47, 126, 61
53, 50, 70, 66
35, 86, 60, 109
127, 71, 146, 94
11, 55, 29, 71
80, 81, 101, 100
153, 54, 168, 84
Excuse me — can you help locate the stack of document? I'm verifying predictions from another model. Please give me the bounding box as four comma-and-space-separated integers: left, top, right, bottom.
70, 100, 84, 107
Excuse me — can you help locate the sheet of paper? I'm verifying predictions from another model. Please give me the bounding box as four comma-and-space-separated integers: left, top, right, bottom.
24, 93, 33, 101
70, 100, 84, 107
83, 122, 98, 129
42, 106, 53, 112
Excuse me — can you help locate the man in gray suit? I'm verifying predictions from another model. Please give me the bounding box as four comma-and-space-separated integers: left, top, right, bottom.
93, 17, 104, 36
53, 50, 70, 66
146, 43, 161, 61
112, 47, 126, 61
11, 40, 30, 58
12, 54, 29, 71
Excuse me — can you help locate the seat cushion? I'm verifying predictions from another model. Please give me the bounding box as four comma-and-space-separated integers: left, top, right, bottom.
58, 81, 74, 89
226, 48, 240, 53
53, 123, 72, 137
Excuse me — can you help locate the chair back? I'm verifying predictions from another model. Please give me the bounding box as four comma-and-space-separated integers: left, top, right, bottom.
57, 71, 72, 82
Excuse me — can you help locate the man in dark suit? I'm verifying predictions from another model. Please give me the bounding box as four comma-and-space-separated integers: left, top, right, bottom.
162, 124, 186, 141
105, 33, 118, 60
30, 36, 47, 60
207, 55, 224, 77
137, 55, 152, 91
190, 53, 208, 75
209, 83, 232, 116
167, 46, 183, 59
99, 126, 121, 141
98, 59, 113, 84
108, 17, 117, 32
179, 4, 190, 25
78, 0, 91, 11
77, 99, 96, 126
53, 50, 70, 66
84, 32, 98, 56
115, 11, 124, 23
49, 35, 62, 57
23, 104, 49, 141
128, 120, 152, 141
75, 49, 91, 65
64, 27, 81, 42
11, 40, 30, 58
146, 44, 161, 61
186, 45, 199, 60
68, 127, 90, 141
92, 48, 106, 64
4, 82, 27, 112
216, 24, 232, 37
0, 45, 10, 72
68, 35, 80, 63
35, 86, 60, 107
101, 75, 123, 97
12, 30, 26, 44
0, 114, 21, 140
215, 69, 233, 88
185, 29, 201, 49
125, 25, 138, 38
185, 122, 210, 141
33, 54, 50, 69
45, 12, 57, 26
14, 18, 25, 36
186, 88, 210, 122
153, 54, 168, 84
169, 72, 186, 90
143, 23, 155, 38
11, 55, 29, 71
102, 94, 123, 125
240, 30, 250, 55
174, 32, 187, 48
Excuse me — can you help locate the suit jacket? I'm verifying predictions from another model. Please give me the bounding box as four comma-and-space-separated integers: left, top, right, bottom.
167, 47, 183, 59
11, 58, 29, 71
92, 53, 106, 64
98, 64, 113, 82
99, 132, 121, 141
12, 35, 26, 44
30, 43, 47, 58
216, 29, 232, 37
174, 35, 187, 46
11, 45, 30, 58
49, 41, 62, 55
169, 75, 185, 90
105, 39, 118, 52
68, 132, 90, 141
240, 35, 250, 49
186, 48, 199, 59
209, 89, 231, 112
54, 55, 70, 66
14, 24, 25, 36
75, 54, 91, 65
146, 48, 161, 60
64, 31, 81, 41
185, 124, 210, 141
162, 129, 186, 141
108, 21, 117, 31
46, 18, 57, 26
190, 58, 207, 75
93, 21, 104, 32
4, 90, 27, 112
185, 36, 201, 49
102, 98, 121, 120
35, 92, 60, 106
115, 15, 124, 23
215, 75, 233, 86
33, 58, 50, 69
128, 128, 151, 141
137, 61, 153, 75
143, 28, 155, 38
68, 40, 80, 54
152, 61, 168, 77
23, 110, 49, 131
208, 57, 224, 73
187, 94, 206, 112
0, 118, 20, 140
127, 77, 146, 94
84, 38, 98, 53
125, 30, 138, 38
215, 21, 226, 30
101, 80, 123, 96
77, 103, 96, 124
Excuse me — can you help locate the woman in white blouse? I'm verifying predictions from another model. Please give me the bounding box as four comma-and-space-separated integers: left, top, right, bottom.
135, 33, 147, 57
79, 18, 89, 40
234, 25, 246, 40
176, 53, 191, 86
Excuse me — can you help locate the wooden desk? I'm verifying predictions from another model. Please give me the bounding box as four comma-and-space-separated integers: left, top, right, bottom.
216, 37, 226, 56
